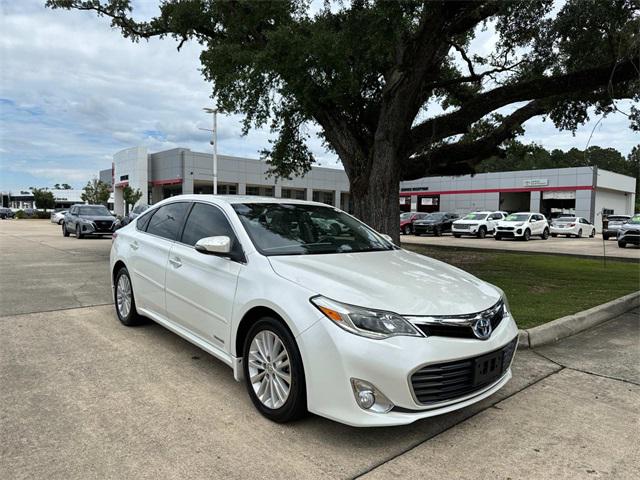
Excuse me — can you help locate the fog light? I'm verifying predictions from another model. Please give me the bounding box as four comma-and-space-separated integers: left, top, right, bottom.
351, 378, 394, 413
357, 390, 375, 409
516, 229, 522, 234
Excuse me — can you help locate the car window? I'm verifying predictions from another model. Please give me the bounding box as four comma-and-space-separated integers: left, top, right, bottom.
136, 210, 153, 231
181, 203, 239, 250
145, 202, 190, 241
489, 213, 502, 220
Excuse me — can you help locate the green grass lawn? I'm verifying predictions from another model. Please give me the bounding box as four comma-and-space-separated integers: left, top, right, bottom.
404, 244, 640, 329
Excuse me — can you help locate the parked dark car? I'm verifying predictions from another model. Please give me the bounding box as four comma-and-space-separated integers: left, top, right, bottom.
617, 214, 640, 248
399, 212, 430, 235
62, 204, 117, 239
118, 204, 149, 227
0, 207, 15, 219
413, 212, 459, 236
603, 214, 631, 240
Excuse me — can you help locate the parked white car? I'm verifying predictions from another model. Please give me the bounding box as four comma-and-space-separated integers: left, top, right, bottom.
495, 212, 549, 241
110, 195, 518, 427
452, 211, 507, 238
50, 210, 67, 224
550, 217, 596, 238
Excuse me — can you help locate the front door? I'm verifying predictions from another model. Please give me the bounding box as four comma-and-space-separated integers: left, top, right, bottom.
165, 202, 243, 350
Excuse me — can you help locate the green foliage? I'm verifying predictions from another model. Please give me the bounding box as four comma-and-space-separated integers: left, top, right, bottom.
81, 179, 111, 205
31, 188, 56, 211
122, 185, 143, 214
15, 210, 25, 219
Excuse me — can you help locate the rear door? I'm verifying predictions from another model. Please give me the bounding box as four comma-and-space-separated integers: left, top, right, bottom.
130, 202, 190, 318
165, 202, 243, 349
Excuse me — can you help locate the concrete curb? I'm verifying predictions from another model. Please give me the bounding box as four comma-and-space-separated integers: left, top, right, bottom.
518, 291, 640, 349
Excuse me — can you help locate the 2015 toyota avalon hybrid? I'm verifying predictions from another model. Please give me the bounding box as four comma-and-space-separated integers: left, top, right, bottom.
110, 195, 518, 427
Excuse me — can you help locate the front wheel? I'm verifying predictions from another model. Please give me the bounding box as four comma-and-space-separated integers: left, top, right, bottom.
541, 228, 549, 240
589, 229, 595, 238
76, 224, 83, 239
453, 234, 462, 238
62, 222, 69, 237
403, 225, 411, 235
603, 233, 609, 240
618, 240, 626, 248
522, 229, 531, 241
477, 227, 486, 239
576, 229, 582, 238
434, 226, 442, 237
243, 318, 307, 423
494, 234, 502, 241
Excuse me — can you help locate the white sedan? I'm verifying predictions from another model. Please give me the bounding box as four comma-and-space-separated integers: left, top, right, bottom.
550, 217, 596, 238
50, 210, 67, 224
110, 195, 518, 427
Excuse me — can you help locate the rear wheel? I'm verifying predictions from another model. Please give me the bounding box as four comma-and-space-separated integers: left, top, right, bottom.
434, 226, 442, 237
576, 229, 582, 238
477, 227, 486, 239
603, 233, 609, 240
522, 229, 531, 241
114, 267, 144, 326
62, 222, 69, 237
453, 234, 462, 238
243, 317, 307, 423
403, 225, 411, 235
541, 228, 549, 240
589, 229, 595, 238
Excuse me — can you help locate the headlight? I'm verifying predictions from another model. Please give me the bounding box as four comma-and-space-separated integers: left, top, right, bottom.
310, 296, 423, 339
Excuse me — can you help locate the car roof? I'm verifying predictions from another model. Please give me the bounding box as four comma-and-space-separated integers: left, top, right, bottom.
156, 194, 333, 208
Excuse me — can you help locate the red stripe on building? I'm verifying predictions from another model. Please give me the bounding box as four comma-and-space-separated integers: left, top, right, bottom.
399, 185, 594, 197
114, 181, 129, 188
151, 178, 182, 186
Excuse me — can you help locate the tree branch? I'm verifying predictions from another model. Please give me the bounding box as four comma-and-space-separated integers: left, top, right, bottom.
410, 58, 640, 154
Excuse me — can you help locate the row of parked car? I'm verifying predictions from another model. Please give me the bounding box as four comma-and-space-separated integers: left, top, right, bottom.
400, 210, 639, 247
51, 204, 150, 238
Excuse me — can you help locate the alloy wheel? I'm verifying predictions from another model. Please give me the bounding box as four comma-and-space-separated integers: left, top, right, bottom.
116, 273, 132, 319
248, 330, 291, 409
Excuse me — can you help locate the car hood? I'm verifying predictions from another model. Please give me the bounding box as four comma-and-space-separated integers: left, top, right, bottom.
415, 219, 441, 225
497, 220, 527, 226
268, 249, 501, 316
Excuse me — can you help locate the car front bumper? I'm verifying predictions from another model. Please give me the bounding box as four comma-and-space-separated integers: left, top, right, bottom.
452, 225, 479, 235
297, 313, 518, 427
78, 222, 115, 235
496, 228, 525, 238
618, 231, 640, 245
414, 224, 439, 234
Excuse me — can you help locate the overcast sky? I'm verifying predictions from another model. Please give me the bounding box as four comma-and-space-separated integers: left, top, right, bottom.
0, 0, 637, 192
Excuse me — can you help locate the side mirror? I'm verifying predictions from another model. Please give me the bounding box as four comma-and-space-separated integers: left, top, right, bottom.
195, 236, 231, 255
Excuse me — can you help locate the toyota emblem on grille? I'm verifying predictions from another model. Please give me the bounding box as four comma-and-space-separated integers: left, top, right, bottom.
472, 316, 492, 339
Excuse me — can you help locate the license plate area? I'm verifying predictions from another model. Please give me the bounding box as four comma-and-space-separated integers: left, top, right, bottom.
473, 351, 503, 386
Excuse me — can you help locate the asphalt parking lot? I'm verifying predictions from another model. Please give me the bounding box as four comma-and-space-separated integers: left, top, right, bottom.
403, 232, 640, 261
1, 220, 639, 479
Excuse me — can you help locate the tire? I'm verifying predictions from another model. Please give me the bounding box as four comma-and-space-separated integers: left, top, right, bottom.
62, 222, 69, 237
243, 317, 307, 423
577, 229, 582, 238
541, 228, 549, 240
403, 225, 411, 235
589, 229, 595, 238
434, 226, 442, 237
522, 229, 531, 241
76, 224, 83, 239
603, 233, 609, 240
618, 240, 626, 248
453, 234, 462, 238
114, 267, 144, 326
476, 227, 486, 239
551, 233, 557, 237
494, 234, 501, 241
58, 219, 64, 225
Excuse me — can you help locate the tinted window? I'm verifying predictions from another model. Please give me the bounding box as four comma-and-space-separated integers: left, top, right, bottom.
136, 210, 153, 231
78, 205, 110, 216
145, 202, 189, 240
181, 203, 238, 247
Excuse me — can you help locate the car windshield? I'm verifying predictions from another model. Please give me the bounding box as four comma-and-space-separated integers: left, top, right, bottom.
78, 206, 110, 216
233, 203, 395, 256
462, 213, 487, 220
628, 214, 640, 225
400, 212, 412, 220
427, 213, 445, 220
505, 214, 530, 222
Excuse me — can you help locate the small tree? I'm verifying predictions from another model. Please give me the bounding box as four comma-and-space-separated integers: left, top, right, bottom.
61, 183, 72, 190
53, 183, 61, 190
81, 179, 111, 205
32, 188, 56, 212
122, 185, 143, 215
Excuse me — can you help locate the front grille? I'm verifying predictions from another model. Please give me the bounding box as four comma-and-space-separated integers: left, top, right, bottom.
415, 306, 504, 339
410, 338, 517, 405
497, 226, 514, 231
625, 229, 640, 235
94, 220, 113, 232
454, 224, 470, 230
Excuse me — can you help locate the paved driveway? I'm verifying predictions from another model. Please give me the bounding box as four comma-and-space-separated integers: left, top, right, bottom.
402, 233, 640, 261
1, 219, 638, 479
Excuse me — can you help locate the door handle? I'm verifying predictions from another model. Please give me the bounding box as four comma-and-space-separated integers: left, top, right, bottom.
169, 257, 182, 268
130, 241, 139, 250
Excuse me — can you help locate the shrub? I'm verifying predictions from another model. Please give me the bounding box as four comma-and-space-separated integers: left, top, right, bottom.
15, 210, 25, 219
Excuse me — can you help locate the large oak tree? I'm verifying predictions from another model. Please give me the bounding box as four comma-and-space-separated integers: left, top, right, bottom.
48, 0, 639, 241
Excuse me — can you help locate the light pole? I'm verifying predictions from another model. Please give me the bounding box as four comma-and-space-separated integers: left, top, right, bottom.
203, 107, 218, 194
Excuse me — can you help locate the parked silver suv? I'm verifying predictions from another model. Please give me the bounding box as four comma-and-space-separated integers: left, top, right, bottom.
603, 215, 631, 240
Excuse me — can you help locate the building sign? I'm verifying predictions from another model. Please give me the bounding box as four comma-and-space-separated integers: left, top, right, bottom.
420, 197, 438, 205
523, 178, 549, 187
399, 197, 408, 204
542, 190, 575, 200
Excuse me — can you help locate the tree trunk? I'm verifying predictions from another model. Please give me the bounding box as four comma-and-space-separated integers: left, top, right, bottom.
351, 147, 401, 244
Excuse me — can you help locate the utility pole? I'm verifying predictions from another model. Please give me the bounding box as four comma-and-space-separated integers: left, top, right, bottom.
203, 107, 218, 194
